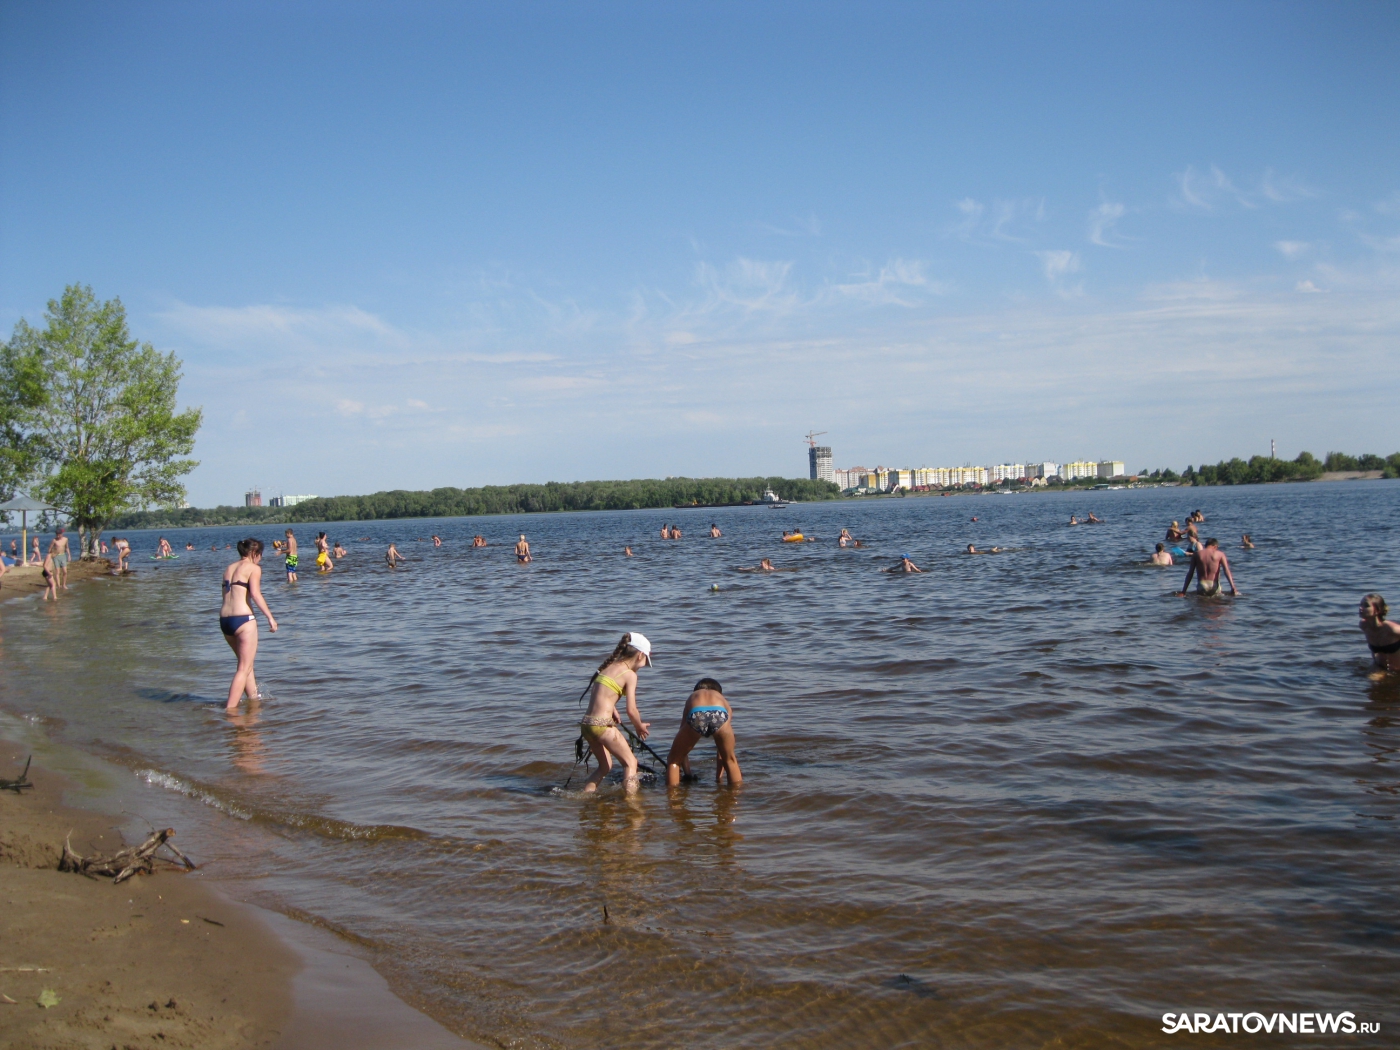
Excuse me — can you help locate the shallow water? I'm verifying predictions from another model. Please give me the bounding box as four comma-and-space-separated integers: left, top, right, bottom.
2, 483, 1397, 1047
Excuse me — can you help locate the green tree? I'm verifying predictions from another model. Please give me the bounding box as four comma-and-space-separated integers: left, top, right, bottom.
4, 286, 202, 556
0, 332, 48, 505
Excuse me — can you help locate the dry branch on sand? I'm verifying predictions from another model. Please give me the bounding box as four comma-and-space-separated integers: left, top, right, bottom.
1, 755, 33, 793
59, 827, 197, 884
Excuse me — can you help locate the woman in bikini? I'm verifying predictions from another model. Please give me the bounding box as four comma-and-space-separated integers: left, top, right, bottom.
221, 539, 278, 711
577, 632, 654, 793
665, 678, 741, 788
1359, 594, 1400, 673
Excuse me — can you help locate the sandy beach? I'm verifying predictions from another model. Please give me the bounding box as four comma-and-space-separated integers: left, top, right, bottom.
1, 557, 116, 601
0, 746, 296, 1049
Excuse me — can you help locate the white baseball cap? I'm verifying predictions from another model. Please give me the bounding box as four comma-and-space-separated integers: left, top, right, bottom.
628, 631, 654, 666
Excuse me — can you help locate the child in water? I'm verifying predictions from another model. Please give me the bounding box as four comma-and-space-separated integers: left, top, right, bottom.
578, 632, 654, 793
665, 678, 742, 788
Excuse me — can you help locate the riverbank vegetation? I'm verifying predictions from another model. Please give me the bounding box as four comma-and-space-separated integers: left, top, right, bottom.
109, 476, 841, 529
1180, 451, 1400, 486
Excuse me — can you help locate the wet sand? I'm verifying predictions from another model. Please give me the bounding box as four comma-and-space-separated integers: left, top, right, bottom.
0, 746, 296, 1049
1, 557, 115, 600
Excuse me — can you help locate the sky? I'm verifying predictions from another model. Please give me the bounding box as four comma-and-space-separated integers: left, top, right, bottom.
2, 1, 1398, 506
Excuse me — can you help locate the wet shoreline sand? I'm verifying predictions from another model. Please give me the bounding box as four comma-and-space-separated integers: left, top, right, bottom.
1, 557, 115, 601
0, 743, 296, 1049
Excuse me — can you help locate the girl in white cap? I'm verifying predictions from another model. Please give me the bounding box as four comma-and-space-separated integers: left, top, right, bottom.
578, 632, 653, 793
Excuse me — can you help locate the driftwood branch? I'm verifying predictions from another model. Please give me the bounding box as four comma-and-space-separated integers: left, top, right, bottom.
59, 827, 197, 884
0, 756, 33, 793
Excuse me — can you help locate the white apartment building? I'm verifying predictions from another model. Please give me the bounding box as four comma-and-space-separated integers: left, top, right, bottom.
1096, 461, 1126, 479
990, 463, 1027, 483
1035, 462, 1060, 479
1062, 460, 1098, 481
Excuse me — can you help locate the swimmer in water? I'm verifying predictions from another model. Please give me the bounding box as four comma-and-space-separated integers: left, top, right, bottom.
283, 529, 299, 582
884, 554, 923, 573
1240, 534, 1254, 549
838, 528, 851, 548
432, 535, 441, 547
1190, 510, 1205, 523
386, 542, 408, 568
665, 677, 742, 789
710, 524, 721, 538
1166, 521, 1183, 542
1068, 515, 1079, 526
1176, 537, 1240, 598
660, 524, 670, 540
1087, 512, 1102, 523
672, 525, 682, 540
966, 544, 1003, 554
185, 542, 195, 550
624, 546, 633, 557
333, 541, 347, 558
221, 539, 278, 711
1358, 594, 1400, 673
515, 534, 531, 563
737, 558, 778, 573
577, 632, 654, 794
1151, 543, 1174, 566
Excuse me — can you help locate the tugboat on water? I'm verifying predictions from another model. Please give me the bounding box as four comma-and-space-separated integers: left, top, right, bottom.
763, 488, 788, 508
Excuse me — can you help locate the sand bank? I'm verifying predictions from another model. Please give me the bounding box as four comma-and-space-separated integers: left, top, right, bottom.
1, 557, 116, 601
0, 749, 297, 1049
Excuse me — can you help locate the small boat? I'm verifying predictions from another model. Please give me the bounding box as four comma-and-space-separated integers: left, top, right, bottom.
762, 489, 788, 507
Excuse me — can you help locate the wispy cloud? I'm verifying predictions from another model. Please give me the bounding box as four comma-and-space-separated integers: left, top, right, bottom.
951, 196, 1046, 245
1274, 240, 1310, 259
1088, 201, 1127, 247
831, 259, 946, 305
1173, 164, 1318, 212
1034, 250, 1082, 297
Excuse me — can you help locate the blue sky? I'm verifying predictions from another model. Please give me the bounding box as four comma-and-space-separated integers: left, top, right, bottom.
2, 1, 1398, 505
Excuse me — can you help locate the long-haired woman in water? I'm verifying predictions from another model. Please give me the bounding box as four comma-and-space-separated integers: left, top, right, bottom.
1360, 594, 1400, 673
221, 538, 278, 710
578, 632, 654, 793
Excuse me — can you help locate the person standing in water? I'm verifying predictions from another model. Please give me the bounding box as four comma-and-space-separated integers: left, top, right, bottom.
1359, 594, 1400, 673
41, 545, 58, 600
221, 538, 278, 711
665, 677, 741, 788
624, 546, 633, 557
314, 532, 334, 572
386, 542, 408, 568
283, 529, 299, 582
577, 632, 654, 794
710, 523, 721, 538
1177, 538, 1240, 597
1151, 543, 1174, 566
48, 526, 71, 590
515, 534, 531, 563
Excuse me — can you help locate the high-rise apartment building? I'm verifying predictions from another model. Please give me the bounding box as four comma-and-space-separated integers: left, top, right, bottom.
245, 488, 262, 507
809, 445, 834, 483
1097, 461, 1125, 479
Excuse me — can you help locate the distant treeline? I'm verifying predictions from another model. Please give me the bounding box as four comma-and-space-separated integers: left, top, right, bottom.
1174, 451, 1400, 487
109, 476, 841, 529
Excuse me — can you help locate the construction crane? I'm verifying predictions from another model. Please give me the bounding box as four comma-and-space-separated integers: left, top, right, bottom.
804, 430, 828, 448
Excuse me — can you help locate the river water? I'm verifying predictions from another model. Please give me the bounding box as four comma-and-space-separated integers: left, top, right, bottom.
1, 483, 1396, 1048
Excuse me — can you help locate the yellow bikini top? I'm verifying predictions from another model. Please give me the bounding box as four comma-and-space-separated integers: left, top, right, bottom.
593, 672, 625, 697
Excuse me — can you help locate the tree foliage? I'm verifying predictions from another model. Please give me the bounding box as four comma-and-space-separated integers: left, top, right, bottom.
0, 286, 202, 554
1183, 451, 1400, 486
110, 476, 841, 529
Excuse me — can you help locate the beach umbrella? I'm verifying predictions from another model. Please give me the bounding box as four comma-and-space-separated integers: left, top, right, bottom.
0, 493, 56, 566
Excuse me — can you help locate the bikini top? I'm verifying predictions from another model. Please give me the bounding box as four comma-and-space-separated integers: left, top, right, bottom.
593, 673, 625, 698
1369, 638, 1400, 655
223, 577, 251, 593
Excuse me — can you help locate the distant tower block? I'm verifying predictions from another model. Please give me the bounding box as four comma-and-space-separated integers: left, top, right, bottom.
245, 488, 262, 507
809, 445, 834, 483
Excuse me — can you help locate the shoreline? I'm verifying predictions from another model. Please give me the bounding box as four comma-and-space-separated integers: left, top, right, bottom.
1, 556, 116, 601
0, 745, 296, 1048
0, 740, 485, 1050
